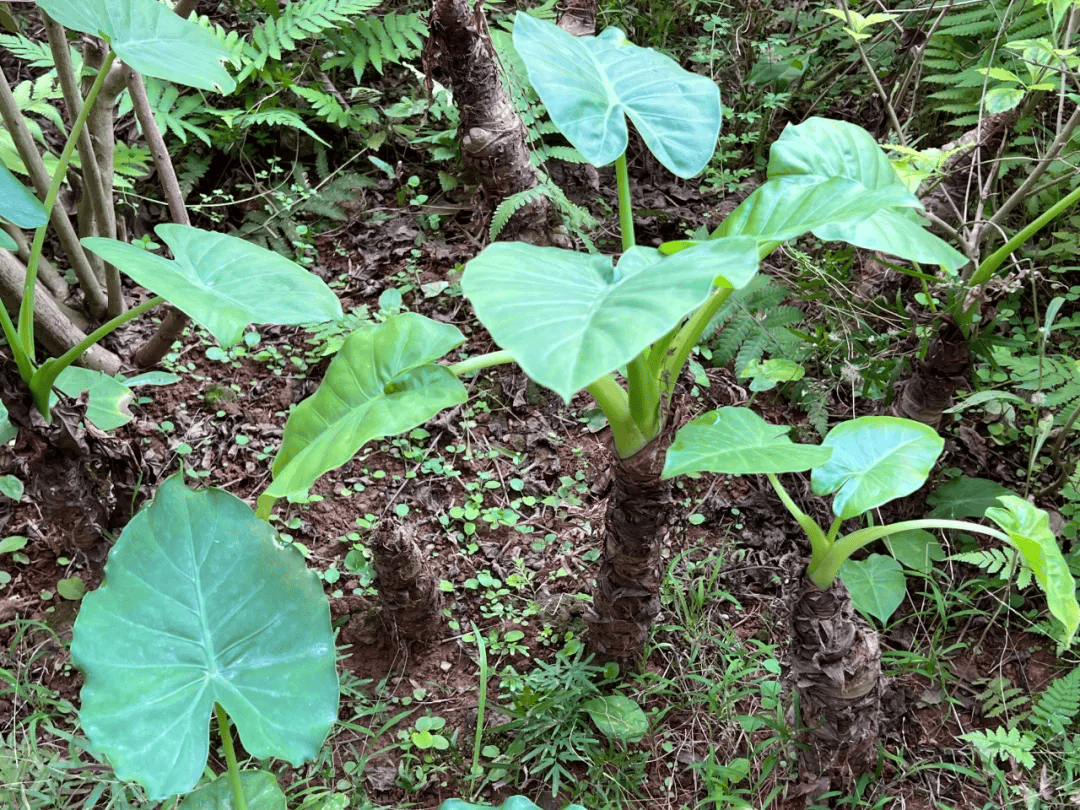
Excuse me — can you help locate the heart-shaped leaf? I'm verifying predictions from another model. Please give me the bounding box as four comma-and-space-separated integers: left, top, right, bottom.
812, 416, 944, 520
926, 477, 1015, 519
176, 771, 286, 810
51, 365, 134, 431
662, 406, 832, 479
512, 12, 721, 177
714, 118, 966, 270
884, 529, 945, 574
70, 476, 338, 800
441, 798, 586, 810
463, 238, 758, 402
839, 554, 907, 624
82, 224, 343, 347
0, 161, 47, 228
0, 401, 15, 445
37, 0, 236, 92
581, 694, 648, 743
268, 313, 467, 499
985, 496, 1079, 646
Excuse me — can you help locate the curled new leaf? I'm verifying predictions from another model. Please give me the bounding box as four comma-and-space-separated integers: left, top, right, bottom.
985, 496, 1079, 646
268, 313, 467, 498
811, 416, 944, 520
662, 406, 831, 479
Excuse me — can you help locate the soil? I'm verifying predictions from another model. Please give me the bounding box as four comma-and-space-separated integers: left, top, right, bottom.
0, 148, 1068, 810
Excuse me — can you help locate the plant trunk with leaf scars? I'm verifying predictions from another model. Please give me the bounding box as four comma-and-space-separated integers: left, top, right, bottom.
557, 0, 596, 36
789, 576, 883, 799
370, 520, 442, 645
585, 436, 669, 664
425, 0, 551, 243
890, 314, 970, 428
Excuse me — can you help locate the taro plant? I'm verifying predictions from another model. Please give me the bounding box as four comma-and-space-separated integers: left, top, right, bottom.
69, 475, 340, 809
661, 406, 1079, 780
256, 10, 966, 664
0, 0, 342, 433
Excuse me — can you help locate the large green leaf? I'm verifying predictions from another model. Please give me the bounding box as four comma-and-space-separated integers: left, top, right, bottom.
0, 161, 47, 228
83, 224, 343, 347
512, 12, 720, 178
662, 406, 832, 479
70, 476, 338, 800
582, 694, 648, 743
36, 0, 236, 92
268, 313, 467, 499
926, 477, 1015, 519
52, 366, 134, 430
985, 496, 1079, 646
713, 118, 966, 271
176, 771, 286, 810
884, 529, 945, 574
463, 238, 758, 402
811, 416, 944, 520
441, 798, 586, 810
839, 554, 907, 624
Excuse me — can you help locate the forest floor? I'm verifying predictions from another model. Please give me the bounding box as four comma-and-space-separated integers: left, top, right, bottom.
0, 148, 1071, 810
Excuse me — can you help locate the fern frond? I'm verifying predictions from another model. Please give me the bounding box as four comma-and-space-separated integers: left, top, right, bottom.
0, 33, 79, 70
323, 11, 428, 81
289, 84, 378, 133
225, 107, 329, 146
490, 186, 547, 241
960, 726, 1036, 769
1032, 667, 1080, 737
241, 0, 381, 80
950, 547, 1014, 576
975, 677, 1029, 722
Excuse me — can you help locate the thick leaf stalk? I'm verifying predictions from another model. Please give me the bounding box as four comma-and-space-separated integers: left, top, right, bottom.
790, 575, 882, 796
586, 437, 669, 662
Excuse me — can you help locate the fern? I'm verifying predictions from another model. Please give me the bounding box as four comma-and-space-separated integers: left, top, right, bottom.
1031, 667, 1080, 737
960, 726, 1036, 769
289, 84, 379, 133
139, 77, 214, 147
703, 276, 807, 374
974, 676, 1030, 724
323, 11, 429, 80
0, 33, 80, 70
950, 546, 1034, 589
489, 186, 548, 241
12, 73, 66, 136
220, 107, 328, 146
922, 0, 1050, 133
240, 0, 382, 81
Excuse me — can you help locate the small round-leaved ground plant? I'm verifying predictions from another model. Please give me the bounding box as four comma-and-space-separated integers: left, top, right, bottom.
662, 406, 1078, 780
254, 12, 968, 669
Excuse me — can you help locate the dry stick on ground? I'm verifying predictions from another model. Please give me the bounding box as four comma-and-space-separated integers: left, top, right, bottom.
1, 222, 69, 303
369, 521, 443, 646
425, 0, 553, 244
0, 251, 121, 373
0, 65, 108, 317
